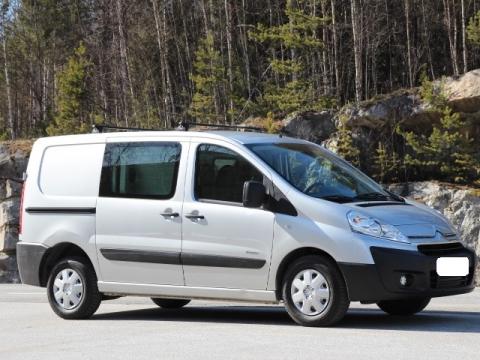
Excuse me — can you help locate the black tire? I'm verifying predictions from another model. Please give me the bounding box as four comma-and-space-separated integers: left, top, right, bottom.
151, 298, 191, 309
377, 298, 430, 316
282, 255, 350, 327
46, 257, 102, 319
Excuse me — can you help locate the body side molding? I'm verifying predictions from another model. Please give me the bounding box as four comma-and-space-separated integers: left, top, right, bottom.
100, 248, 266, 269
25, 207, 96, 214
100, 248, 181, 265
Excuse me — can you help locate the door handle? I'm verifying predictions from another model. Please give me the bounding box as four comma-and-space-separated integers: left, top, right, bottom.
185, 213, 205, 220
160, 212, 180, 218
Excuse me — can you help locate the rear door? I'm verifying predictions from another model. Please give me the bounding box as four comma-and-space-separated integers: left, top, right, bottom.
95, 139, 188, 285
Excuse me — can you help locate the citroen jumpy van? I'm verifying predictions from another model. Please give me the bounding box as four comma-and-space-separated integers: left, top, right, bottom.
17, 130, 476, 326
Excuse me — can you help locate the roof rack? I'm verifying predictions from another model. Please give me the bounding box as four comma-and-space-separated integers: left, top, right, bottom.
92, 121, 265, 134
92, 124, 164, 133
177, 121, 265, 132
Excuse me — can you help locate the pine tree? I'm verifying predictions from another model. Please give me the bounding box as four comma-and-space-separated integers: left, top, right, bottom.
373, 142, 402, 184
467, 11, 480, 45
189, 33, 225, 123
336, 120, 360, 167
250, 1, 328, 115
399, 73, 480, 183
47, 43, 91, 135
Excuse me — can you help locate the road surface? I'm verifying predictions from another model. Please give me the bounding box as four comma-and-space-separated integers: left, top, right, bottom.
0, 284, 479, 359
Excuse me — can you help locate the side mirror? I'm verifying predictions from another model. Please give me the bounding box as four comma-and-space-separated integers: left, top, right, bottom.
243, 181, 266, 208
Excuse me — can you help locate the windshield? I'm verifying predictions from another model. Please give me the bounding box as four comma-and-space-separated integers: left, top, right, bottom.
247, 142, 401, 203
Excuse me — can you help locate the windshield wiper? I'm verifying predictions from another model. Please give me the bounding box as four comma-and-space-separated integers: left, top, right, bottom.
355, 191, 404, 202
383, 188, 405, 202
319, 195, 356, 203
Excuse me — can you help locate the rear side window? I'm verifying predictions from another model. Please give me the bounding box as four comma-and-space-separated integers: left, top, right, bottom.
39, 143, 105, 197
195, 144, 263, 203
100, 142, 181, 199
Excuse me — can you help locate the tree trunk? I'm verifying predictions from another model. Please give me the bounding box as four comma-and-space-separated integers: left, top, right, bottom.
115, 0, 136, 125
461, 0, 468, 73
421, 0, 435, 78
240, 0, 251, 97
1, 7, 15, 139
443, 0, 459, 76
224, 0, 234, 124
404, 0, 413, 87
320, 0, 329, 96
351, 0, 363, 102
151, 0, 169, 127
331, 0, 340, 100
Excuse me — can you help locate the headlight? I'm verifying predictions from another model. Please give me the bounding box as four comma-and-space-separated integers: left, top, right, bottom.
347, 211, 410, 243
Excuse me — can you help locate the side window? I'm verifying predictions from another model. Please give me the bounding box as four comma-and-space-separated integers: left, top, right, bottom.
99, 142, 181, 199
195, 144, 263, 203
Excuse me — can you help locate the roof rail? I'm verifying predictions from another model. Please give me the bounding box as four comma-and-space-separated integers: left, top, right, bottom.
92, 122, 265, 134
177, 121, 265, 132
92, 124, 164, 133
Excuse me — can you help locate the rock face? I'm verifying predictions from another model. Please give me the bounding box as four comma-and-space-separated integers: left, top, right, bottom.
0, 141, 32, 283
444, 69, 480, 114
282, 110, 336, 144
338, 69, 480, 131
388, 182, 480, 284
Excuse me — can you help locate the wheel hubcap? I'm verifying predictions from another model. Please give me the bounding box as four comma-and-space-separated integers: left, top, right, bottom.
291, 269, 330, 316
53, 268, 84, 310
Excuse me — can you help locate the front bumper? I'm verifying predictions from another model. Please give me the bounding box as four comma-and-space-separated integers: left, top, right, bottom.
339, 243, 476, 302
16, 242, 48, 286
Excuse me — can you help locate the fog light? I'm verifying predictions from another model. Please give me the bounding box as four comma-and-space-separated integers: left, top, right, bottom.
399, 274, 413, 287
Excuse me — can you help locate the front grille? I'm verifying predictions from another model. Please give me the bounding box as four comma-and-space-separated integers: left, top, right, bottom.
417, 242, 464, 256
430, 272, 470, 289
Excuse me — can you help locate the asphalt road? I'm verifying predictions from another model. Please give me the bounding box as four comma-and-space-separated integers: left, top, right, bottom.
0, 284, 479, 360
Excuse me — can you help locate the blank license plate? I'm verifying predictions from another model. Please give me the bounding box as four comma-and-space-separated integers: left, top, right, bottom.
436, 257, 469, 277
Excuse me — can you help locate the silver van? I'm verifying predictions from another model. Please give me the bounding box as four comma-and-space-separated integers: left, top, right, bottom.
17, 129, 476, 326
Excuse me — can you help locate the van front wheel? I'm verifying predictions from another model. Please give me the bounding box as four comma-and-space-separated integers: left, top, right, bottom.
46, 257, 102, 319
282, 255, 349, 327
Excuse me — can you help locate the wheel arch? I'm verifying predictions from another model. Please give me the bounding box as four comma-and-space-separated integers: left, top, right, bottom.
39, 242, 95, 287
274, 247, 346, 301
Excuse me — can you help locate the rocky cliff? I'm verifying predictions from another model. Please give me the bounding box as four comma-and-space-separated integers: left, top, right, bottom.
0, 141, 32, 283
0, 139, 479, 284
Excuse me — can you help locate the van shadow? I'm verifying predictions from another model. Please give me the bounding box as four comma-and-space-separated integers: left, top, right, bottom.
93, 305, 480, 333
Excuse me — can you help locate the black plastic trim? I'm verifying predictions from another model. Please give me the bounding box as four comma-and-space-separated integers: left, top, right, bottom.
100, 248, 266, 269
25, 207, 96, 214
356, 202, 411, 208
16, 242, 48, 286
181, 253, 266, 269
100, 249, 181, 265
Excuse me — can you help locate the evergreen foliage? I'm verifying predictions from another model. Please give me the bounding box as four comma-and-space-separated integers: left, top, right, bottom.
467, 11, 480, 45
189, 33, 225, 123
46, 43, 91, 136
335, 118, 360, 167
399, 74, 480, 184
373, 142, 401, 184
250, 1, 332, 115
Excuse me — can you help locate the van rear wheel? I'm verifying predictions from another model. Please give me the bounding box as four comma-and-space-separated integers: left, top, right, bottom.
282, 255, 349, 327
377, 298, 430, 316
46, 257, 102, 319
151, 298, 191, 309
